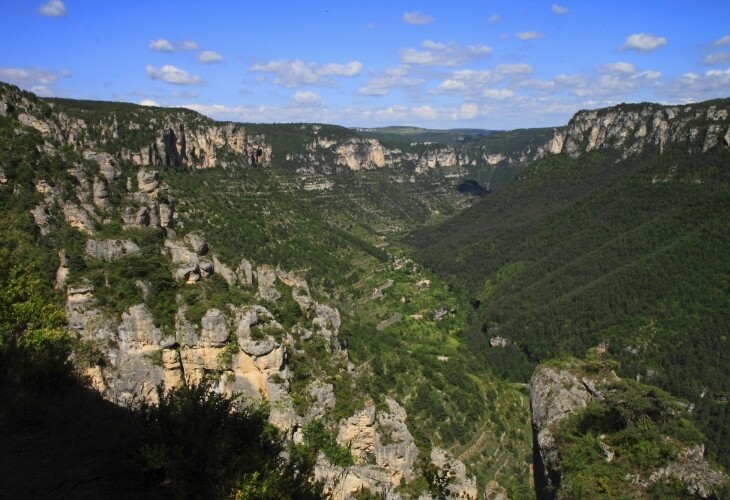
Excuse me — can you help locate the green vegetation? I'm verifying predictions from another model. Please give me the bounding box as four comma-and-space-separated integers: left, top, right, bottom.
127, 383, 324, 499
552, 372, 709, 498
407, 145, 730, 468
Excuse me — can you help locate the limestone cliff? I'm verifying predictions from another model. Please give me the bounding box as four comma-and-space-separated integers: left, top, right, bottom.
545, 100, 730, 159
0, 82, 269, 171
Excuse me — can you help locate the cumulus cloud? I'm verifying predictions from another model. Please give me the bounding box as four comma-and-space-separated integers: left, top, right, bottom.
356, 67, 423, 96
149, 39, 174, 52
139, 99, 159, 107
516, 31, 544, 41
403, 11, 434, 25
198, 50, 224, 64
483, 88, 514, 100
0, 66, 69, 87
38, 0, 67, 17
400, 40, 492, 67
598, 62, 637, 75
412, 105, 438, 119
620, 33, 667, 52
488, 14, 500, 24
551, 4, 569, 14
713, 35, 730, 47
145, 65, 203, 85
496, 63, 534, 75
458, 103, 479, 119
292, 91, 321, 105
703, 52, 730, 65
435, 69, 499, 94
319, 61, 363, 77
249, 59, 362, 87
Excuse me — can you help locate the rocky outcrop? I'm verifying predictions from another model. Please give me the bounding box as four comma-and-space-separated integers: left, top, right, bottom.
530, 363, 604, 489
85, 239, 140, 261
313, 398, 420, 497
0, 82, 268, 173
335, 138, 387, 171
547, 101, 730, 158
530, 360, 728, 498
429, 447, 478, 499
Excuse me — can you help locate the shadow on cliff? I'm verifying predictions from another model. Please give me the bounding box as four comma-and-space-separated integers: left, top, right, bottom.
0, 379, 167, 499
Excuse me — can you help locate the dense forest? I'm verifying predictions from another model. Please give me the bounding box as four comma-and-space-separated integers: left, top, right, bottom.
406, 144, 730, 468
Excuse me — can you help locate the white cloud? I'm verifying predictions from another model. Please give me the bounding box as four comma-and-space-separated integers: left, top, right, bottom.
598, 62, 637, 75
145, 65, 203, 85
319, 61, 363, 77
620, 33, 667, 52
551, 4, 569, 14
0, 66, 69, 86
483, 88, 514, 100
459, 103, 479, 119
356, 67, 423, 96
292, 91, 321, 105
140, 99, 159, 107
403, 11, 434, 25
179, 40, 200, 51
30, 85, 54, 97
496, 63, 534, 75
198, 50, 224, 64
435, 69, 499, 94
713, 35, 730, 47
400, 40, 492, 67
516, 31, 544, 41
704, 52, 730, 65
412, 105, 438, 119
249, 59, 362, 87
149, 39, 174, 52
38, 0, 66, 17
488, 14, 500, 24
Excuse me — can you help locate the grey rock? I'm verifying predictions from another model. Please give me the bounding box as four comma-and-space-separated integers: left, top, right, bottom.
85, 239, 140, 261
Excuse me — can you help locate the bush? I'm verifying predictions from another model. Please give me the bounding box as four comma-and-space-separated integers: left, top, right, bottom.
127, 382, 324, 499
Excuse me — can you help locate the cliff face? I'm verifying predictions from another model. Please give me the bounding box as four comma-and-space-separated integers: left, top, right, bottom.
547, 100, 730, 158
0, 83, 268, 170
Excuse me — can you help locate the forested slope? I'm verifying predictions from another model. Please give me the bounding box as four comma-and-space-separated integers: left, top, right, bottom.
406, 144, 730, 468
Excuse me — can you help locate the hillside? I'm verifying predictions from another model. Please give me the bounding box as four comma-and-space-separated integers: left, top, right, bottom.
0, 81, 540, 498
406, 99, 730, 473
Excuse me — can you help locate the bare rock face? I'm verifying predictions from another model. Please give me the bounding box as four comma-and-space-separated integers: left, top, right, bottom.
256, 264, 281, 301
63, 202, 96, 234
236, 259, 254, 287
429, 447, 478, 499
199, 308, 230, 347
213, 255, 237, 286
55, 250, 69, 289
83, 151, 120, 181
329, 398, 419, 494
335, 138, 387, 171
649, 444, 729, 498
85, 239, 140, 261
184, 231, 208, 255
547, 102, 730, 158
137, 168, 160, 194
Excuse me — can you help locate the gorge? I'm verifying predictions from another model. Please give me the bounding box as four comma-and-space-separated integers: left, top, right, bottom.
1, 81, 729, 498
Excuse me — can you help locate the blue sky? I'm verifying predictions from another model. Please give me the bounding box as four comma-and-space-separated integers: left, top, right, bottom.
2, 0, 729, 130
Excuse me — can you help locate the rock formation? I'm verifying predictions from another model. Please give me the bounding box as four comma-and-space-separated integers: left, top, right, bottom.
530, 360, 728, 498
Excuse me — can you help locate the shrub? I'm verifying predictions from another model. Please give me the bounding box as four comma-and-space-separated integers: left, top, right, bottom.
127, 382, 324, 499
